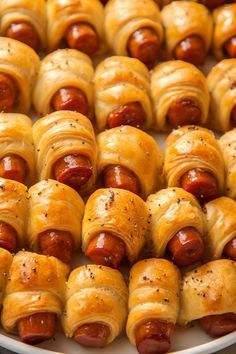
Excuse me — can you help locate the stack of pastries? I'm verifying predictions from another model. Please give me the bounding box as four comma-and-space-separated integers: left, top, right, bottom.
0, 1, 235, 354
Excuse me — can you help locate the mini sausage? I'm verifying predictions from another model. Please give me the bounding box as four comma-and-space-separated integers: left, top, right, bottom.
103, 165, 141, 195
17, 313, 57, 344
73, 323, 110, 347
223, 238, 236, 261
38, 230, 74, 264
180, 169, 219, 204
0, 73, 18, 112
174, 35, 206, 66
51, 87, 89, 115
201, 0, 227, 10
6, 22, 40, 51
65, 22, 99, 56
86, 232, 126, 269
0, 221, 17, 253
167, 99, 201, 128
0, 154, 26, 183
135, 320, 175, 354
127, 27, 160, 66
107, 102, 146, 129
224, 37, 236, 59
53, 154, 93, 192
199, 313, 236, 337
167, 227, 204, 267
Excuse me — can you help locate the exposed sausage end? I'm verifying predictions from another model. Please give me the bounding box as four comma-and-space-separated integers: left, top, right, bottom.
6, 22, 40, 51
73, 323, 110, 347
199, 313, 236, 337
167, 99, 201, 128
224, 37, 236, 59
0, 73, 18, 112
174, 35, 206, 66
223, 238, 236, 262
107, 102, 146, 129
65, 22, 99, 55
51, 87, 89, 115
0, 221, 17, 253
0, 154, 26, 183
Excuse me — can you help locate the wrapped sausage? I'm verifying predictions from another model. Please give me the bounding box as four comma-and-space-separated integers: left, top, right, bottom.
97, 126, 164, 199
207, 59, 236, 132
33, 49, 94, 118
82, 188, 149, 268
104, 0, 163, 66
94, 56, 153, 131
0, 0, 46, 51
62, 265, 128, 347
0, 37, 40, 113
1, 251, 69, 344
147, 188, 205, 267
161, 1, 213, 66
33, 111, 97, 197
151, 60, 209, 131
164, 126, 225, 203
27, 179, 84, 263
126, 258, 180, 354
0, 249, 13, 306
178, 259, 236, 337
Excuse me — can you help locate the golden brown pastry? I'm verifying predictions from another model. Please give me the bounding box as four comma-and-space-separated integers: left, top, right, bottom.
104, 0, 163, 66
33, 111, 97, 197
0, 0, 47, 51
0, 37, 40, 113
147, 188, 205, 267
164, 126, 225, 204
94, 56, 153, 131
207, 59, 236, 132
178, 259, 236, 337
126, 258, 180, 354
33, 49, 94, 118
62, 264, 128, 347
1, 251, 69, 344
97, 126, 164, 199
27, 179, 84, 263
82, 188, 149, 268
151, 61, 209, 131
161, 1, 213, 66
47, 0, 106, 56
0, 248, 13, 306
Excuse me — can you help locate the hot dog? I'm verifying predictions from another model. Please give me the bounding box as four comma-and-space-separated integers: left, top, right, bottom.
0, 73, 18, 112
38, 230, 74, 264
103, 165, 141, 195
201, 0, 228, 10
73, 323, 110, 347
135, 320, 174, 354
0, 221, 17, 253
127, 27, 160, 66
53, 154, 93, 192
0, 154, 26, 183
174, 35, 206, 66
180, 169, 219, 203
224, 37, 236, 59
168, 227, 204, 267
107, 102, 146, 129
65, 23, 99, 56
51, 87, 89, 115
167, 99, 201, 128
199, 313, 236, 337
6, 22, 40, 51
223, 238, 236, 261
17, 313, 57, 344
86, 232, 126, 269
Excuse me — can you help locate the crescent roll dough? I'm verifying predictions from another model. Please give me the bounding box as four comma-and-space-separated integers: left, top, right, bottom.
0, 178, 28, 249
207, 59, 236, 132
0, 249, 13, 306
104, 0, 163, 57
33, 111, 97, 197
62, 264, 128, 343
1, 251, 69, 334
0, 113, 35, 187
126, 258, 180, 346
82, 188, 149, 264
0, 0, 47, 49
151, 60, 209, 131
27, 179, 84, 252
94, 56, 153, 132
178, 259, 236, 326
161, 1, 213, 58
212, 4, 236, 60
47, 0, 106, 55
33, 49, 94, 118
164, 126, 225, 194
0, 37, 40, 114
97, 126, 164, 199
147, 188, 205, 257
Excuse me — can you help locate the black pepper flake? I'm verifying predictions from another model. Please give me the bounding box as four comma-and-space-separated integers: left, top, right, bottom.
38, 191, 42, 195
143, 276, 148, 281
163, 298, 169, 303
45, 213, 48, 217
176, 198, 180, 204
